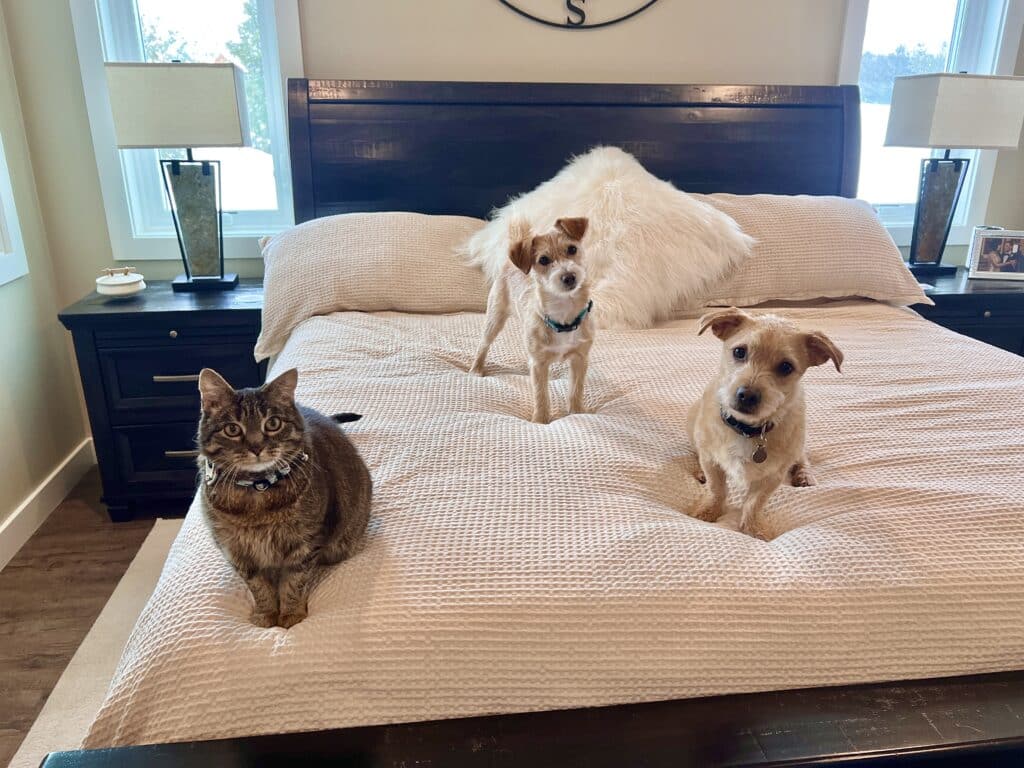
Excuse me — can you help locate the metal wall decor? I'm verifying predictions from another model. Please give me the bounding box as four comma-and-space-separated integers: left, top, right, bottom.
498, 0, 660, 29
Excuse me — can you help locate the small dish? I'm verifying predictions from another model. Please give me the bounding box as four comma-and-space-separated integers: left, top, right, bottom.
96, 270, 146, 297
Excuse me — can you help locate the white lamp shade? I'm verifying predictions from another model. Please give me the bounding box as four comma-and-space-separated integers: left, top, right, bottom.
884, 73, 1024, 150
105, 63, 249, 148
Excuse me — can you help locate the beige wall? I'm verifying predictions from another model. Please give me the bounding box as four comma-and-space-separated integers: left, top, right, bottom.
982, 26, 1024, 231
0, 3, 87, 527
299, 0, 848, 84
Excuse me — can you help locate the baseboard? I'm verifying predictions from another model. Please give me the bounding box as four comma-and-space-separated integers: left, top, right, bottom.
0, 438, 97, 571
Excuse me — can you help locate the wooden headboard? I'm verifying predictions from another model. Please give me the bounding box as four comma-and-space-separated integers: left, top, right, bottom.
287, 80, 860, 224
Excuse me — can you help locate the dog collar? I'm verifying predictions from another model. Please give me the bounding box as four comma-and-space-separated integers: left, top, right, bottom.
544, 300, 593, 333
720, 410, 774, 464
203, 451, 309, 493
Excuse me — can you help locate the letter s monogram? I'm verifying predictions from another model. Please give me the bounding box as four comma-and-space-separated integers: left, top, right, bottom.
566, 0, 586, 26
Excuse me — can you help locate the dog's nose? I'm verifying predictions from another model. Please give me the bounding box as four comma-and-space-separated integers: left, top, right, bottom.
561, 272, 577, 288
735, 386, 760, 410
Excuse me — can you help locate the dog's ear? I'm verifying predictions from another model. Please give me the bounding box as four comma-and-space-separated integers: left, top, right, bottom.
509, 236, 534, 274
555, 217, 588, 241
803, 332, 843, 372
697, 308, 750, 340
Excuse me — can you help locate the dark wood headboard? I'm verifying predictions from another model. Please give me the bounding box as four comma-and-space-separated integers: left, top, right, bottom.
287, 80, 860, 224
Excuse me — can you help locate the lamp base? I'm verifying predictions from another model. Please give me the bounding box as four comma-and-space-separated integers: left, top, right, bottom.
172, 273, 239, 292
908, 263, 957, 279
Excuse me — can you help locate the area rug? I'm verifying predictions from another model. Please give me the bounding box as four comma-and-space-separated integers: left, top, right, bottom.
8, 518, 181, 768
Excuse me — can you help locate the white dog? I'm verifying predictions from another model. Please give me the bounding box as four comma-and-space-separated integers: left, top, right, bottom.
471, 218, 593, 424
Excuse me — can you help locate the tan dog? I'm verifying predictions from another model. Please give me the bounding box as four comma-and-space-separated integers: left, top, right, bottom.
686, 308, 843, 539
471, 217, 593, 424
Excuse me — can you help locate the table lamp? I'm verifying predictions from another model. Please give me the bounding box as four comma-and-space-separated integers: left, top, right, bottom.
885, 73, 1024, 278
105, 62, 249, 291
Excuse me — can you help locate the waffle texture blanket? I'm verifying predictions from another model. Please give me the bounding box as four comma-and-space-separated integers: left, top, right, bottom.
85, 302, 1024, 748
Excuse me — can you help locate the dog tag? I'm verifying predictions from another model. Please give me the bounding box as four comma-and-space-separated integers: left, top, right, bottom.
752, 444, 768, 463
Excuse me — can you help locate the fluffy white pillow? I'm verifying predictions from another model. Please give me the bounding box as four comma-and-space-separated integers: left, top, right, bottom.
695, 194, 932, 307
462, 146, 754, 329
255, 212, 488, 361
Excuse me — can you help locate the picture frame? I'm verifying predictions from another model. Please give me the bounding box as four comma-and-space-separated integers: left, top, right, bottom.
967, 227, 1024, 281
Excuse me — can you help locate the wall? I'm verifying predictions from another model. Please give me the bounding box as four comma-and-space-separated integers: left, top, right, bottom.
299, 0, 848, 84
0, 3, 87, 529
982, 25, 1024, 231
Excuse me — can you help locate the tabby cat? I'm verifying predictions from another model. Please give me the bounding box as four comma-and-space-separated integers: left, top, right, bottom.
197, 367, 371, 628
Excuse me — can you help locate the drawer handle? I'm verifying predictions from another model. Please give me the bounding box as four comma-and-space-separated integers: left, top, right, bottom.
164, 450, 200, 459
152, 374, 201, 383
983, 310, 992, 319
169, 330, 178, 339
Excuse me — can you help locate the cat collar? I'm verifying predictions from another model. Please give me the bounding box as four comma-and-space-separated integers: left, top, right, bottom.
203, 451, 309, 493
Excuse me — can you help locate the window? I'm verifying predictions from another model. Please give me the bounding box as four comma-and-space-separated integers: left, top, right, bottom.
71, 0, 302, 261
840, 0, 1024, 245
0, 128, 27, 286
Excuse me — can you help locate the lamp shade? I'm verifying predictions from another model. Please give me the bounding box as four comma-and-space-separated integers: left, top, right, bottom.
884, 73, 1024, 149
105, 62, 249, 148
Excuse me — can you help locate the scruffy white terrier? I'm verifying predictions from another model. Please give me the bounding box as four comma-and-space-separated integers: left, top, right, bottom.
470, 217, 593, 424
687, 308, 843, 539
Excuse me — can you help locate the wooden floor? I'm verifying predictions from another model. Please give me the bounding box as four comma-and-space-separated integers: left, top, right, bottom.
0, 469, 157, 767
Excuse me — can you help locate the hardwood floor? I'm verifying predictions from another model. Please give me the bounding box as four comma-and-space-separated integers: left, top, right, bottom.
0, 469, 159, 767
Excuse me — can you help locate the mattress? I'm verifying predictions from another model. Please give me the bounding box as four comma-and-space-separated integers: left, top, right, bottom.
85, 302, 1024, 748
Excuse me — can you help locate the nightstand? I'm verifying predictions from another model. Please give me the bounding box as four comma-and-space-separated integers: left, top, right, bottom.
60, 280, 266, 521
915, 268, 1024, 356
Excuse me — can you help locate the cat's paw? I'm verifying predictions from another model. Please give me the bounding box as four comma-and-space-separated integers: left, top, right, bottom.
251, 611, 279, 628
278, 609, 308, 629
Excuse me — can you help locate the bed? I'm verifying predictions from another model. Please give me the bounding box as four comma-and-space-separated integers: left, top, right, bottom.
66, 81, 1024, 766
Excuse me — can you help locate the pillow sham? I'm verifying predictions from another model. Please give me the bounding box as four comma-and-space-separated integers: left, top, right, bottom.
694, 194, 932, 308
255, 212, 488, 361
462, 146, 754, 330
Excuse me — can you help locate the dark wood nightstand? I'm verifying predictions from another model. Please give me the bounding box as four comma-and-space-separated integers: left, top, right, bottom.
59, 280, 266, 521
915, 268, 1024, 356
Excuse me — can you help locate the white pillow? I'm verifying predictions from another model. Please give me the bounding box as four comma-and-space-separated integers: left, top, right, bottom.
695, 194, 932, 307
255, 212, 488, 361
462, 146, 754, 329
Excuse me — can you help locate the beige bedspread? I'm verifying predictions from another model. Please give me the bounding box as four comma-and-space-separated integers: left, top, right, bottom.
85, 302, 1024, 748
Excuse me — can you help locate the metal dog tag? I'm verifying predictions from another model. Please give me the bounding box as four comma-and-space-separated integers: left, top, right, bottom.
752, 444, 768, 463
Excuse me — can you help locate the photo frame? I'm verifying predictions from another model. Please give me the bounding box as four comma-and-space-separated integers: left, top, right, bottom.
967, 227, 1024, 281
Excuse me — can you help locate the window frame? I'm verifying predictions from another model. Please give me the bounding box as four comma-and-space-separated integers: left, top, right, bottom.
70, 0, 303, 263
839, 0, 1024, 247
0, 126, 28, 286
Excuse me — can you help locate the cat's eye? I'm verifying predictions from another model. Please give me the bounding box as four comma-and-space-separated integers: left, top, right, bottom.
567, 245, 577, 255
537, 255, 552, 266
264, 416, 283, 433
732, 346, 747, 360
223, 423, 242, 437
777, 360, 794, 376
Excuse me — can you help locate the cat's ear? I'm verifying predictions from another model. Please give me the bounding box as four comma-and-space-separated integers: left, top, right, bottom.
262, 368, 298, 402
198, 368, 234, 411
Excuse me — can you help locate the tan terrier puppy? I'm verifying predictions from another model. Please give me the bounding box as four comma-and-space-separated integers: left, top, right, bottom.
687, 308, 843, 539
471, 217, 593, 424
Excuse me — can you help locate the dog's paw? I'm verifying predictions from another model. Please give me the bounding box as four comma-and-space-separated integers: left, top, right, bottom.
251, 611, 279, 628
690, 501, 724, 522
694, 469, 706, 484
789, 464, 816, 487
741, 517, 775, 541
277, 609, 308, 629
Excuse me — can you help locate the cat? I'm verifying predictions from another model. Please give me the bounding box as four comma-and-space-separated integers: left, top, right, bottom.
197, 367, 371, 629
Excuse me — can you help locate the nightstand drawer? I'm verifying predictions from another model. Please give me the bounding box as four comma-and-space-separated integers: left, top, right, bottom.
113, 422, 201, 488
99, 343, 261, 423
